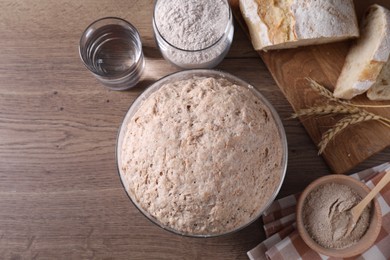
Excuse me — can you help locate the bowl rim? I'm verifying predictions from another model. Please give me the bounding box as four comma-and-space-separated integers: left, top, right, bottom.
296, 174, 382, 258
115, 69, 288, 237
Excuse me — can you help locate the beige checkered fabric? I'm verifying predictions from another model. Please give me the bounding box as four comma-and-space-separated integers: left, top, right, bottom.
248, 162, 390, 260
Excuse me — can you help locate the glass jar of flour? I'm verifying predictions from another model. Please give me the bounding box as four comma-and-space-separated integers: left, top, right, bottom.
153, 0, 234, 69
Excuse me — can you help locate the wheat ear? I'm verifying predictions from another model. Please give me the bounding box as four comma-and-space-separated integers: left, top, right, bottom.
291, 105, 360, 118
306, 78, 390, 108
305, 78, 350, 104
318, 112, 383, 154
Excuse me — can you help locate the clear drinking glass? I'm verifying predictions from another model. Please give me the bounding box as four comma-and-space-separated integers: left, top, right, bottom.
79, 17, 144, 90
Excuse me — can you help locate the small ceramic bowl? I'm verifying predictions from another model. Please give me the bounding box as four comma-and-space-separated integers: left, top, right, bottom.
296, 174, 382, 258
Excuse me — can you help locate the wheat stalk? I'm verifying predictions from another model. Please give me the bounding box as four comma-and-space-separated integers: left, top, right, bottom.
305, 78, 350, 104
349, 103, 390, 108
318, 111, 383, 154
306, 78, 390, 108
291, 105, 360, 118
293, 78, 390, 155
378, 116, 390, 127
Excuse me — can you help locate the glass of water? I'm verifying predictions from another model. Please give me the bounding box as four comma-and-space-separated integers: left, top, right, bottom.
79, 17, 144, 90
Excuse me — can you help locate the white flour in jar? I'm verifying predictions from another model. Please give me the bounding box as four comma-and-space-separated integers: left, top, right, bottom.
154, 0, 231, 65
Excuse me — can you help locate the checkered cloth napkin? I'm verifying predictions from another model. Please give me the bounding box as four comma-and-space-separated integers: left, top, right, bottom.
248, 162, 390, 260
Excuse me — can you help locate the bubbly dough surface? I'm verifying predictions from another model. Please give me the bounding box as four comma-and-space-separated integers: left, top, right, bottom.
121, 76, 284, 235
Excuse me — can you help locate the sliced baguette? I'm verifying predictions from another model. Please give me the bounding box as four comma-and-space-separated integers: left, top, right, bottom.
367, 51, 390, 100
333, 4, 390, 100
239, 0, 359, 51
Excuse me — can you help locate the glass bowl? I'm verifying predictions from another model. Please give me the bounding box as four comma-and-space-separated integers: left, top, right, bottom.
116, 69, 288, 237
152, 0, 234, 69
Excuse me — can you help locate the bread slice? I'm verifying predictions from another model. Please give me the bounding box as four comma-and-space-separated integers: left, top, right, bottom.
239, 0, 359, 51
367, 52, 390, 100
333, 5, 390, 100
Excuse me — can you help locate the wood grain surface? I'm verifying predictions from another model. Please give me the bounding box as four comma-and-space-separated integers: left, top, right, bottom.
231, 0, 390, 174
0, 0, 389, 259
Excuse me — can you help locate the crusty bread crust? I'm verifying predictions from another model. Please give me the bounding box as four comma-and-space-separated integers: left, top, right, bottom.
121, 77, 284, 235
367, 55, 390, 100
334, 4, 390, 100
239, 0, 359, 51
367, 6, 390, 100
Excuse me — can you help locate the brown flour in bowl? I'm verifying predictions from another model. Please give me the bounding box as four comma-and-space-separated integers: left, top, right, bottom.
302, 183, 370, 249
120, 76, 284, 235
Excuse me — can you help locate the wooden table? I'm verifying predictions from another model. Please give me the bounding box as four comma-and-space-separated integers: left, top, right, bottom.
0, 0, 388, 259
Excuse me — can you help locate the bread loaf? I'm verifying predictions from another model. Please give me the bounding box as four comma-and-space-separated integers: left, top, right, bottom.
367, 61, 390, 100
239, 0, 359, 51
334, 5, 390, 100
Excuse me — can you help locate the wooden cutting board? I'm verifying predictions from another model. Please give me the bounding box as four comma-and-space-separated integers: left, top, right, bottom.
230, 0, 390, 174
